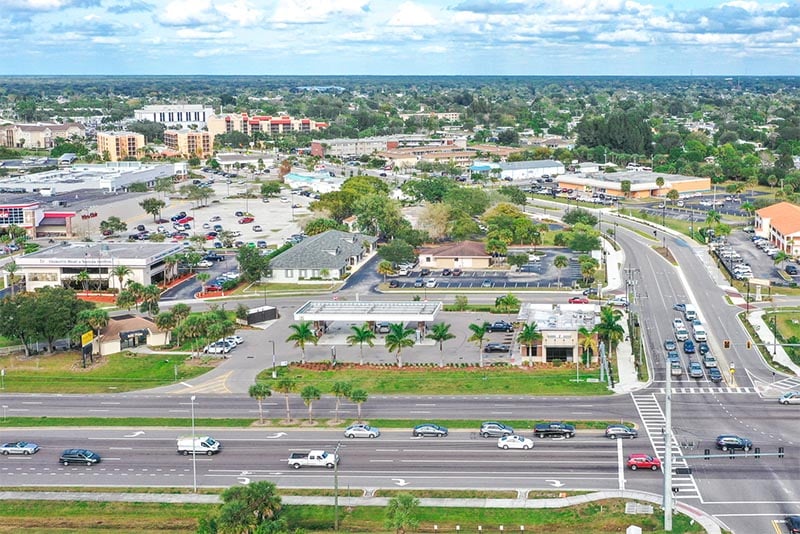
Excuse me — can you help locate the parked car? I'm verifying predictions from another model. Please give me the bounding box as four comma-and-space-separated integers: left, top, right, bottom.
420, 268, 431, 276
253, 225, 263, 232
484, 343, 510, 353
376, 322, 391, 334
487, 320, 514, 333
344, 424, 380, 438
225, 335, 244, 345
715, 435, 752, 451
452, 268, 463, 276
442, 268, 452, 276
388, 279, 399, 288
197, 260, 213, 268
0, 441, 40, 455
204, 252, 225, 262
605, 424, 638, 439
626, 453, 661, 471
481, 279, 494, 288
787, 265, 799, 275
59, 448, 101, 466
479, 421, 514, 438
425, 278, 437, 288
412, 423, 448, 437
238, 217, 254, 224
568, 296, 590, 304
413, 278, 424, 288
497, 435, 534, 450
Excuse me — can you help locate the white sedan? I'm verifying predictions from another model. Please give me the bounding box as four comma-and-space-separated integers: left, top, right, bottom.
1, 441, 40, 455
497, 435, 534, 450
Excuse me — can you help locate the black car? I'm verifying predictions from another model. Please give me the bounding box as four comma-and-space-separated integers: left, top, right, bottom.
786, 515, 800, 534
204, 253, 225, 262
605, 424, 638, 439
60, 448, 101, 466
420, 268, 431, 276
582, 287, 598, 296
412, 423, 448, 437
534, 422, 575, 438
487, 320, 514, 333
484, 343, 510, 353
708, 367, 723, 383
388, 279, 399, 288
442, 268, 452, 276
479, 421, 514, 438
787, 265, 799, 276
715, 434, 752, 451
698, 342, 710, 355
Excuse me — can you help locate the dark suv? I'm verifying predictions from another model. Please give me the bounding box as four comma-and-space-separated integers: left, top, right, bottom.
715, 435, 752, 451
487, 321, 514, 333
479, 422, 514, 438
59, 448, 101, 466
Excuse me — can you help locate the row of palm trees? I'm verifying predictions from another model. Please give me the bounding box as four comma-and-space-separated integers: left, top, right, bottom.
284, 305, 626, 368
249, 378, 369, 424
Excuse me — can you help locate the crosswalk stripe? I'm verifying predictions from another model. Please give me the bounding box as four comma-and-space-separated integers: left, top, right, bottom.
658, 387, 753, 394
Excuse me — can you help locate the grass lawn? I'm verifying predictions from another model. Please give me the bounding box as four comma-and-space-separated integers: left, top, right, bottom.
0, 351, 214, 394
0, 499, 704, 533
260, 364, 612, 396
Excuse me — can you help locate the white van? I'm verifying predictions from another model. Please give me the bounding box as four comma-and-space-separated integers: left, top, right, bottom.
683, 304, 697, 322
177, 436, 221, 456
693, 326, 707, 342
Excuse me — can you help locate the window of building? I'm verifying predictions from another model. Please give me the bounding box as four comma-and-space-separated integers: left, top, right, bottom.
284, 270, 294, 278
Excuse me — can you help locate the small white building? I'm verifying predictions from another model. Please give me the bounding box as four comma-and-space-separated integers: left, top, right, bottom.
499, 159, 565, 181
134, 104, 215, 128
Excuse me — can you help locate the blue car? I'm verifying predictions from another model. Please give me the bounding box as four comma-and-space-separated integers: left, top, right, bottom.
683, 340, 696, 354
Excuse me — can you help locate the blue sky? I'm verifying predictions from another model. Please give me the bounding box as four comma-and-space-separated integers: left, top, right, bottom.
2, 0, 799, 75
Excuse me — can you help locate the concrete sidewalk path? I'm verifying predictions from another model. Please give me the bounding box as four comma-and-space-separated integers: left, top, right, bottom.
0, 489, 722, 533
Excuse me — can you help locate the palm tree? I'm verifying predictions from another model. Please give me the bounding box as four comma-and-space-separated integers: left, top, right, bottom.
155, 311, 177, 345
115, 290, 137, 311
577, 326, 598, 367
774, 251, 791, 270
377, 260, 395, 282
286, 321, 319, 364
76, 269, 90, 291
275, 376, 296, 422
596, 306, 625, 355
163, 256, 180, 284
705, 209, 721, 227
385, 322, 416, 368
349, 388, 368, 421
467, 322, 488, 367
346, 324, 376, 365
741, 201, 756, 226
331, 381, 352, 423
172, 303, 192, 325
4, 261, 19, 297
494, 293, 520, 313
427, 322, 456, 367
553, 255, 569, 287
516, 322, 542, 366
248, 382, 272, 424
139, 284, 161, 317
300, 385, 321, 423
195, 272, 211, 294
111, 265, 132, 291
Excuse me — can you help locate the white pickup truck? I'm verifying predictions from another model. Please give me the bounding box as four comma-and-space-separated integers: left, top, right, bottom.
288, 450, 339, 469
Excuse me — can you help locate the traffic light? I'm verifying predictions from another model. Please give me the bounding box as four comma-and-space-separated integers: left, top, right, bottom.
724, 339, 731, 349
746, 340, 752, 349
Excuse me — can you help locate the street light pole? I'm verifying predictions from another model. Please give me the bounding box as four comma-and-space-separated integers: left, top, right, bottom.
333, 441, 342, 532
269, 340, 276, 378
190, 395, 197, 493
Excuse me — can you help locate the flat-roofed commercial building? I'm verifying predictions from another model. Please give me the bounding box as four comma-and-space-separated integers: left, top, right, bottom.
16, 242, 183, 292
164, 129, 213, 158
557, 170, 710, 199
517, 303, 601, 365
207, 113, 328, 138
134, 104, 215, 128
96, 132, 146, 162
0, 201, 76, 239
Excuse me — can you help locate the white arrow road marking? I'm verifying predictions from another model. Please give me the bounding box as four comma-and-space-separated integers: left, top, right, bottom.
546, 479, 565, 488
391, 478, 409, 486
265, 432, 287, 439
238, 477, 250, 485
124, 431, 145, 438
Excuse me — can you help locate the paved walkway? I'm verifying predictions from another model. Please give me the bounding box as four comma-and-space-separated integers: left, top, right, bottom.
613, 310, 645, 394
0, 489, 722, 533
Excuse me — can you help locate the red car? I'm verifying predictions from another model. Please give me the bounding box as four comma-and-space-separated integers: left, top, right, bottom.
626, 454, 661, 471
238, 217, 254, 224
177, 216, 193, 224
568, 297, 590, 304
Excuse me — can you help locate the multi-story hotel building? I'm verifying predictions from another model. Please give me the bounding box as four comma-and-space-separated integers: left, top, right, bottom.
207, 113, 328, 138
163, 129, 213, 158
0, 122, 85, 149
96, 132, 146, 162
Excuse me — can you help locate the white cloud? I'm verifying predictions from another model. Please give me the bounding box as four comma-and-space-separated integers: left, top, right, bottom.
193, 48, 229, 57
5, 0, 75, 9
271, 0, 369, 24
216, 0, 265, 26
595, 29, 651, 43
387, 2, 437, 26
160, 0, 215, 25
91, 36, 121, 44
176, 28, 233, 40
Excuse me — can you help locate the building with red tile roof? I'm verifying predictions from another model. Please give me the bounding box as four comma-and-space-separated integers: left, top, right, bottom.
755, 201, 800, 256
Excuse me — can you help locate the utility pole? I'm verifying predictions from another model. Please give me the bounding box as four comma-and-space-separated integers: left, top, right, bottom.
664, 359, 673, 531
334, 441, 342, 531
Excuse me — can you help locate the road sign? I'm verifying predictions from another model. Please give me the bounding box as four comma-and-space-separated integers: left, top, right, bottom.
81, 330, 94, 347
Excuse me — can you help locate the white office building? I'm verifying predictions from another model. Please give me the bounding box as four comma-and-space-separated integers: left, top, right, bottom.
134, 104, 215, 128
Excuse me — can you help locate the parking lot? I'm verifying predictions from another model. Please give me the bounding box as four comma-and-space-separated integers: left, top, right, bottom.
387, 249, 586, 290
722, 229, 800, 285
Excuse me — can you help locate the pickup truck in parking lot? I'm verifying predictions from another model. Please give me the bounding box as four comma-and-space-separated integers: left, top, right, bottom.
534, 422, 575, 438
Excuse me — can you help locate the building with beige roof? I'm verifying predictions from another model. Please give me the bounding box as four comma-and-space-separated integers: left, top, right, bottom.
418, 241, 493, 269
755, 201, 800, 256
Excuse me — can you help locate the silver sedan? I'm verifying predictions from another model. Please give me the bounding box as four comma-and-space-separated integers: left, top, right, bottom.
344, 424, 381, 438
1, 441, 40, 455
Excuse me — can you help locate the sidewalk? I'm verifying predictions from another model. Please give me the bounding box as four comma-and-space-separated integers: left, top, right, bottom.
0, 489, 722, 534
613, 310, 646, 394
745, 308, 800, 375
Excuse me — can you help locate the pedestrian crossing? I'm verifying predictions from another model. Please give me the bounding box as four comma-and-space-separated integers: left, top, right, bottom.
657, 386, 755, 395
631, 393, 702, 500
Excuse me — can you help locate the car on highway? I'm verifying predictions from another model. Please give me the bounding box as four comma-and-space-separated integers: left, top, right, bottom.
568, 296, 590, 304
60, 448, 101, 466
689, 361, 704, 378
484, 343, 510, 353
673, 318, 685, 330
605, 424, 638, 439
497, 435, 534, 450
683, 340, 696, 354
480, 422, 514, 437
664, 339, 677, 351
0, 441, 40, 455
673, 303, 686, 313
626, 453, 661, 471
606, 296, 629, 307
487, 320, 514, 332
708, 367, 723, 383
671, 362, 683, 376
534, 422, 575, 438
412, 423, 448, 437
786, 515, 800, 534
582, 287, 599, 296
344, 424, 380, 438
698, 342, 710, 355
715, 435, 752, 451
779, 391, 800, 405
702, 354, 717, 368
667, 350, 680, 363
